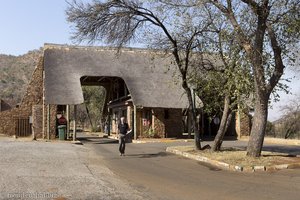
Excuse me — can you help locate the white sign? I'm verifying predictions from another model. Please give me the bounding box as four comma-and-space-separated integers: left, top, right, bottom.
29, 116, 33, 124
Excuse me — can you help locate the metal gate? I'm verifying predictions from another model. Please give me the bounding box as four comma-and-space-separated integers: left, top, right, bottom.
14, 117, 32, 137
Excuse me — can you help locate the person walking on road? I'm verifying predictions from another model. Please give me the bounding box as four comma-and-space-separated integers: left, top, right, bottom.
118, 117, 130, 156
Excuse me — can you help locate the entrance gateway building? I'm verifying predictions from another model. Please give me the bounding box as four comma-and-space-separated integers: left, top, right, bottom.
0, 44, 250, 140
44, 43, 202, 139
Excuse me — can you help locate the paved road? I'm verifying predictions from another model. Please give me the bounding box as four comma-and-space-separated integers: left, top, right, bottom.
79, 134, 300, 200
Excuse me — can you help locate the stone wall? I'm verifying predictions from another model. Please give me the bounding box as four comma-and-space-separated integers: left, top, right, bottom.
136, 109, 143, 138
42, 104, 57, 139
0, 57, 44, 136
164, 109, 183, 137
0, 107, 19, 136
146, 108, 183, 138
152, 108, 165, 138
32, 105, 43, 139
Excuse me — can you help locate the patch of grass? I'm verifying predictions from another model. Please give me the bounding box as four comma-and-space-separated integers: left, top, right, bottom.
174, 146, 300, 167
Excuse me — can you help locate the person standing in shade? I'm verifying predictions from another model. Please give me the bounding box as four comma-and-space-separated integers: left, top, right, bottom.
118, 117, 129, 156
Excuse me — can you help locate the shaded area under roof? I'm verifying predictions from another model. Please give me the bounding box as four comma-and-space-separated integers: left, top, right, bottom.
0, 99, 12, 112
43, 44, 202, 109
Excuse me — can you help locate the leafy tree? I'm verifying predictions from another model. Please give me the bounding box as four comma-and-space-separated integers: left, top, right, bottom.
74, 104, 88, 130
82, 86, 106, 131
202, 0, 300, 156
186, 17, 254, 151
193, 49, 253, 151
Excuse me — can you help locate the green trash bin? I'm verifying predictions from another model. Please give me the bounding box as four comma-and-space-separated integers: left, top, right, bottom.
58, 125, 66, 140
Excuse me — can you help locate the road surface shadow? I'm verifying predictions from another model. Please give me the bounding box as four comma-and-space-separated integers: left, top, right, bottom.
262, 154, 296, 157
201, 136, 238, 142
125, 152, 170, 159
93, 140, 119, 144
77, 136, 119, 144
77, 136, 102, 141
197, 161, 222, 171
262, 145, 300, 155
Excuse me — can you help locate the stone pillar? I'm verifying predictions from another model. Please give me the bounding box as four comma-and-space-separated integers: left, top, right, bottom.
32, 105, 43, 139
127, 106, 132, 128
66, 105, 70, 139
152, 108, 165, 138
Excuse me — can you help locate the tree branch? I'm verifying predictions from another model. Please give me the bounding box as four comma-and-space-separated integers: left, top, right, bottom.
266, 24, 285, 94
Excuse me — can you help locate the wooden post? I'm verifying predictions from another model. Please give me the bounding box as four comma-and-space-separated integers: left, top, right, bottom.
108, 108, 111, 136
133, 105, 137, 140
73, 105, 77, 141
47, 104, 50, 140
66, 105, 70, 139
42, 106, 45, 139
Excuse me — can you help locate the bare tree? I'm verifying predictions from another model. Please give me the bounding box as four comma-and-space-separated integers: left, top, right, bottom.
66, 0, 215, 149
279, 95, 300, 139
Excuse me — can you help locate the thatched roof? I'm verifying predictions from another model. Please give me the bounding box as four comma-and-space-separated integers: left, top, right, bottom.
43, 44, 205, 108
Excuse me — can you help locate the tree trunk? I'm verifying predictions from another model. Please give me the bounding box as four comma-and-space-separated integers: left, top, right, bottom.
192, 107, 201, 150
85, 103, 93, 129
183, 84, 201, 150
246, 96, 269, 157
212, 95, 232, 152
187, 111, 192, 139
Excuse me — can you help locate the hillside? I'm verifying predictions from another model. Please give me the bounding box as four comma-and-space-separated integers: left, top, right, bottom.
0, 49, 42, 106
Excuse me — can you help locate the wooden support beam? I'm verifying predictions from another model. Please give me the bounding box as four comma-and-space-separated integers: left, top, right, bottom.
81, 76, 89, 82
97, 77, 106, 82
73, 105, 77, 141
47, 104, 50, 140
134, 105, 137, 140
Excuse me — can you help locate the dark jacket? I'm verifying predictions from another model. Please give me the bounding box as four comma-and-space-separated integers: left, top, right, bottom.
118, 123, 129, 136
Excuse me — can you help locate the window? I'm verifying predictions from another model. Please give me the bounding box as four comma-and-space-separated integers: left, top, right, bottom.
142, 110, 152, 126
121, 109, 127, 118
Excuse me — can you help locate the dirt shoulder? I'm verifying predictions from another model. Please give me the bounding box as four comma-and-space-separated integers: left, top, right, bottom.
240, 136, 300, 145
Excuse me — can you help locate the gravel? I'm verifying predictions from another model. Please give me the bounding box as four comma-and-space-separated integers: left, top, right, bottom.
0, 140, 146, 200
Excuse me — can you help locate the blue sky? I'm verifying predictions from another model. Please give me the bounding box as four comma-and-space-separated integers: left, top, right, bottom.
0, 0, 299, 121
0, 0, 75, 55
